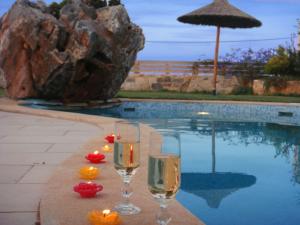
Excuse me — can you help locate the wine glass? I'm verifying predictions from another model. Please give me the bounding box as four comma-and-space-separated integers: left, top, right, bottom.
113, 121, 141, 215
148, 131, 181, 225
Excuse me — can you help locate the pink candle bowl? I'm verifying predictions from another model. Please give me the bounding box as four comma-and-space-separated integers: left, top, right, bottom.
73, 182, 103, 198
79, 166, 100, 180
85, 151, 106, 164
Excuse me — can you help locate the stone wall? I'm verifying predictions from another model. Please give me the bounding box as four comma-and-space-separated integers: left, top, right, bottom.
253, 80, 300, 95
121, 75, 240, 94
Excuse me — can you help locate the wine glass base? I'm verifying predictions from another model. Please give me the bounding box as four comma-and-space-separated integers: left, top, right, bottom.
114, 203, 141, 215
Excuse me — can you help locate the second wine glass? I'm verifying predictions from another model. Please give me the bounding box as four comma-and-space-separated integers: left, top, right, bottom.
114, 121, 141, 215
148, 131, 181, 225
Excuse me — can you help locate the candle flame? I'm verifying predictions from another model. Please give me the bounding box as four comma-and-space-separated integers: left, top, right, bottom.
88, 167, 94, 171
103, 209, 111, 217
93, 150, 99, 154
87, 181, 92, 184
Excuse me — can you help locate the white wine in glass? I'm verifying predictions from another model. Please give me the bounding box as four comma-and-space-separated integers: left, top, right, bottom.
114, 141, 140, 178
148, 154, 180, 199
148, 131, 181, 225
114, 121, 141, 215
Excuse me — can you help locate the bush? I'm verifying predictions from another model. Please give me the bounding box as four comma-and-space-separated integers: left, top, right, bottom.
221, 48, 276, 78
231, 86, 253, 95
48, 0, 70, 18
264, 43, 300, 77
264, 46, 290, 75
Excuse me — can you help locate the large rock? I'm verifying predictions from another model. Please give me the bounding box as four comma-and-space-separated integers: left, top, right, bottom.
0, 0, 144, 102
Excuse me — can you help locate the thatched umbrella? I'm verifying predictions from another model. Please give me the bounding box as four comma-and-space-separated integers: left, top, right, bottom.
178, 0, 262, 95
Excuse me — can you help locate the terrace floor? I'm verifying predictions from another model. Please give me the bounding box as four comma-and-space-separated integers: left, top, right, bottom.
0, 111, 103, 225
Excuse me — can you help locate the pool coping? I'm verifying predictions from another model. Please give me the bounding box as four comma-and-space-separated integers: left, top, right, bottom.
119, 98, 300, 106
0, 97, 204, 225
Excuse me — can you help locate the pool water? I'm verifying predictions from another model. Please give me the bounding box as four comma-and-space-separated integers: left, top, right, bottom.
36, 101, 300, 225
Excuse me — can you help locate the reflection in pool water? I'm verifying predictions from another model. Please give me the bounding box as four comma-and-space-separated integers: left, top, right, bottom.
30, 101, 300, 225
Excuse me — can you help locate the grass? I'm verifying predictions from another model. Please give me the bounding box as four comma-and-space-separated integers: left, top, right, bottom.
117, 91, 300, 103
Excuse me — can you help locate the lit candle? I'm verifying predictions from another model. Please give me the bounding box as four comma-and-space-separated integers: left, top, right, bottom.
102, 144, 112, 153
88, 210, 121, 225
103, 209, 110, 217
79, 166, 100, 180
129, 144, 133, 165
73, 182, 103, 198
85, 151, 106, 164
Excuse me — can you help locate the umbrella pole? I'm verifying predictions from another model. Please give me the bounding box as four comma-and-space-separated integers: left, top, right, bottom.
213, 26, 221, 96
212, 121, 216, 173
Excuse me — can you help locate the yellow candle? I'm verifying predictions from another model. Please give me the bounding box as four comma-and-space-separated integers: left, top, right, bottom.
79, 166, 100, 180
102, 145, 112, 153
88, 210, 121, 225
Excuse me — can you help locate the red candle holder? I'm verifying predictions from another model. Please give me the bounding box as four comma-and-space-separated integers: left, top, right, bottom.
73, 182, 103, 198
85, 151, 106, 164
105, 134, 115, 144
105, 134, 120, 144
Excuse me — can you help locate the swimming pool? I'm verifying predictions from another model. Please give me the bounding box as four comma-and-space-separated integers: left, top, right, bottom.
27, 100, 300, 225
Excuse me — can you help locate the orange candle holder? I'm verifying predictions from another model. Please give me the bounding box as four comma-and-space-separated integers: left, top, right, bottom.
79, 166, 100, 180
102, 144, 112, 153
88, 210, 121, 225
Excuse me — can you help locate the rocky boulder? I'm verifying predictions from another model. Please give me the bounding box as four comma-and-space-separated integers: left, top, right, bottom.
0, 0, 144, 102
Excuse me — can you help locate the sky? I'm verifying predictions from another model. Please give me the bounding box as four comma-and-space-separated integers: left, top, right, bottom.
1, 0, 299, 60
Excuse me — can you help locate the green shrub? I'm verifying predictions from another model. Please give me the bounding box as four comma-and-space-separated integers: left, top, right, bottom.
231, 86, 253, 95
264, 44, 300, 77
264, 46, 290, 75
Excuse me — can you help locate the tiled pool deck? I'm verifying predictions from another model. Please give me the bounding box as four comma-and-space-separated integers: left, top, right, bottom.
0, 111, 103, 225
0, 98, 203, 225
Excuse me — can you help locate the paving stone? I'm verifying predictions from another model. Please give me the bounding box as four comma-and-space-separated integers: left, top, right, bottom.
69, 123, 102, 131
20, 165, 57, 184
0, 212, 37, 225
0, 184, 43, 212
64, 130, 102, 137
0, 125, 25, 135
46, 143, 83, 153
0, 135, 95, 144
0, 152, 72, 165
0, 144, 52, 153
0, 165, 32, 184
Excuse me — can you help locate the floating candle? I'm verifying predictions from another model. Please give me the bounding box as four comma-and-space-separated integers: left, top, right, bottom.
73, 182, 103, 198
88, 210, 121, 225
79, 166, 100, 180
86, 151, 106, 164
102, 144, 112, 153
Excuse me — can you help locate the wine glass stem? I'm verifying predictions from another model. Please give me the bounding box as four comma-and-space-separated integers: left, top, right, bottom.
122, 181, 132, 205
157, 202, 171, 225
